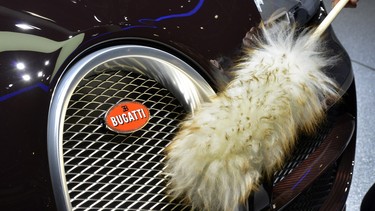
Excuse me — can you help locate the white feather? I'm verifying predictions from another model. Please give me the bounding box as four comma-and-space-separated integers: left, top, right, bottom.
164, 22, 340, 211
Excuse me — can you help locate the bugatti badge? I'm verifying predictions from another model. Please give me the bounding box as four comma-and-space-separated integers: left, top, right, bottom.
104, 101, 150, 133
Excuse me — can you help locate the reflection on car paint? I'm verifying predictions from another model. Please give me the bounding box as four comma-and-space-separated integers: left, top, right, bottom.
0, 32, 84, 102
0, 82, 48, 102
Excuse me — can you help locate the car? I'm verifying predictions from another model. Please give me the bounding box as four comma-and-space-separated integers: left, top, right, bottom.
0, 0, 356, 210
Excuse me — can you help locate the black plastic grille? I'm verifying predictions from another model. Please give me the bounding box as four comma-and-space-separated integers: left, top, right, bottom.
284, 162, 338, 211
63, 69, 190, 210
273, 119, 333, 185
272, 115, 337, 210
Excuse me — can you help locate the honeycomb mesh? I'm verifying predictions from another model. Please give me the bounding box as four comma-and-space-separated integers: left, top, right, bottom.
63, 69, 190, 210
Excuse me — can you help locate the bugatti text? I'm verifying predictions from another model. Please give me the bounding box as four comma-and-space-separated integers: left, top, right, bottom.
110, 109, 147, 126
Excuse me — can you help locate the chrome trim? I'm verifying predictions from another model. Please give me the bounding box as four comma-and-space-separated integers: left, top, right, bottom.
47, 45, 216, 211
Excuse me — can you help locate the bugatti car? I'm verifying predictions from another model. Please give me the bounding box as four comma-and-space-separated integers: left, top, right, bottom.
0, 0, 356, 210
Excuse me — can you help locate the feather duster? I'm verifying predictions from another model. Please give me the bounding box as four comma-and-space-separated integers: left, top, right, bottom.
164, 1, 348, 210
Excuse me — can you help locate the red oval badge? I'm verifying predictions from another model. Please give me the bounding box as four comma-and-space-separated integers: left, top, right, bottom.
104, 101, 150, 133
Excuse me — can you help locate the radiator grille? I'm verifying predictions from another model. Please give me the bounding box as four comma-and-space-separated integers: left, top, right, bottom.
62, 67, 338, 210
63, 69, 190, 210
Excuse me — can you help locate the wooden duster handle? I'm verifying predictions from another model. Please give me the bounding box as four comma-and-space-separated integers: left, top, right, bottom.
312, 0, 350, 39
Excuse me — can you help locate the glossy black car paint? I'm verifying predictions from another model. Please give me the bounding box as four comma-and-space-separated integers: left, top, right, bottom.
0, 0, 355, 210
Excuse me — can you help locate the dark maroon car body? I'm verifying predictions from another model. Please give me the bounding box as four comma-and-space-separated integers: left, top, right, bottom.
0, 0, 356, 210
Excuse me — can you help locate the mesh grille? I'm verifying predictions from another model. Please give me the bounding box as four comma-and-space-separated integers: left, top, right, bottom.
272, 116, 337, 210
63, 69, 190, 210
284, 162, 338, 211
273, 119, 333, 185
62, 66, 338, 210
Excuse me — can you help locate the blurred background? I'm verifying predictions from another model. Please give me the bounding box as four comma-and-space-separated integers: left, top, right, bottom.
322, 0, 375, 210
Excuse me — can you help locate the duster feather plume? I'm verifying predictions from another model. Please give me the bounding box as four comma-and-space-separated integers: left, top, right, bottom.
164, 21, 341, 211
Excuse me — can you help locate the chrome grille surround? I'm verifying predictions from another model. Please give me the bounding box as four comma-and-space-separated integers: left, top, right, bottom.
47, 45, 216, 210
